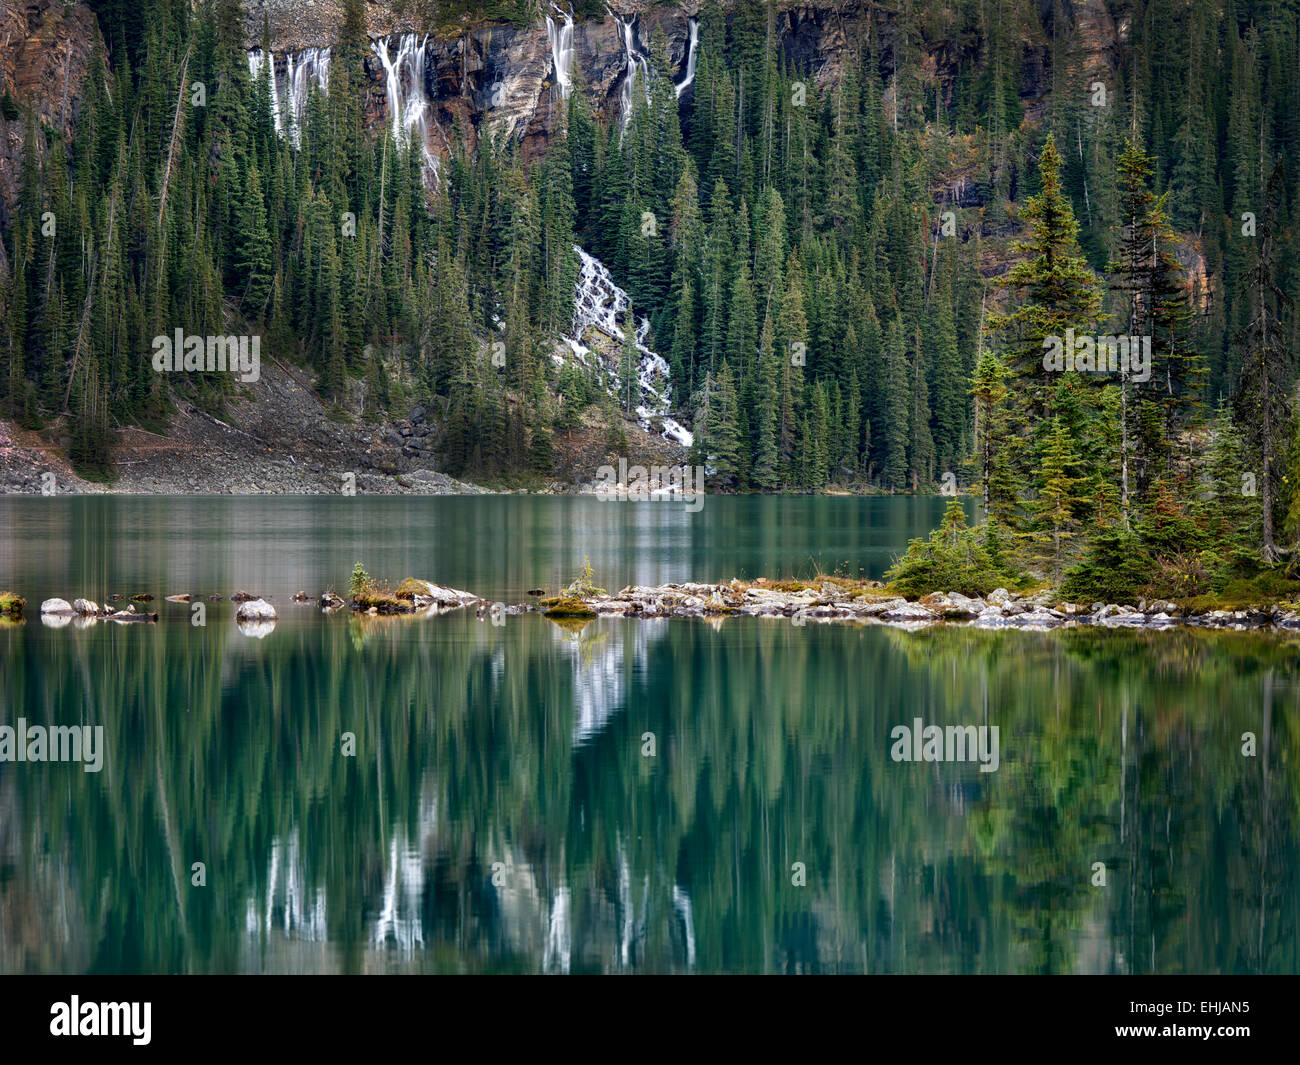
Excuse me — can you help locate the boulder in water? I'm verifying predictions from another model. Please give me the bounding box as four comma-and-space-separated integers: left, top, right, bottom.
235, 598, 277, 621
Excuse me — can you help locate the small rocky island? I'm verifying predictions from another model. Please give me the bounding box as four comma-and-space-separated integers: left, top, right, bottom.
15, 573, 1300, 634
530, 579, 1300, 632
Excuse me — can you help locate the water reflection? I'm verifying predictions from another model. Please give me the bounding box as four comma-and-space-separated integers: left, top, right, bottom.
0, 498, 1296, 974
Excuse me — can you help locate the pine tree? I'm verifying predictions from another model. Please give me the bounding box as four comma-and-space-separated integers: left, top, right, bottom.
619, 306, 639, 414
1233, 163, 1295, 562
750, 315, 780, 490
1027, 417, 1085, 579
702, 361, 743, 490
989, 134, 1102, 524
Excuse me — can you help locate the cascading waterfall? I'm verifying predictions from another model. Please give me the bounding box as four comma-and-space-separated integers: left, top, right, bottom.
545, 4, 575, 99
247, 49, 282, 135
608, 8, 650, 130
247, 51, 271, 133
285, 47, 330, 147
245, 47, 328, 146
372, 34, 439, 180
289, 47, 330, 146
675, 17, 699, 99
568, 246, 693, 447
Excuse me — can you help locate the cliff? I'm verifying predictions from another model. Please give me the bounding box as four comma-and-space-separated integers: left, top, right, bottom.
0, 0, 101, 223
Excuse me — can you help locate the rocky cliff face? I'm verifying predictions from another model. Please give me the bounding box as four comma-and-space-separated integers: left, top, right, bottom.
1, 1, 1129, 204
0, 0, 101, 220
239, 0, 1129, 177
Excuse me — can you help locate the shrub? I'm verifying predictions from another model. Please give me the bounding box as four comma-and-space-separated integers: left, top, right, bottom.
885, 500, 1022, 597
350, 562, 370, 599
1059, 528, 1152, 603
565, 557, 606, 598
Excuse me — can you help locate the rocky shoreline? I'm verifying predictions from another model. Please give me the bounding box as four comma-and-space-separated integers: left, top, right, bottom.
532, 581, 1300, 632
12, 578, 1300, 634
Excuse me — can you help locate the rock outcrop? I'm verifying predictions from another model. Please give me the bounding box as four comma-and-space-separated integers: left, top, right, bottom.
0, 0, 101, 211
235, 598, 278, 621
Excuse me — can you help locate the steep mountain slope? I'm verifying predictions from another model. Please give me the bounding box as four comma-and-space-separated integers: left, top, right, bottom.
0, 0, 1256, 497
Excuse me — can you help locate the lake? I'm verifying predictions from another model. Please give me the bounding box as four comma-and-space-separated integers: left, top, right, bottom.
0, 496, 1296, 973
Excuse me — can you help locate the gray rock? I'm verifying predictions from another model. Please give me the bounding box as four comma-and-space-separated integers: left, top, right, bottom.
1011, 609, 1061, 627
408, 581, 480, 609
72, 598, 99, 616
855, 597, 909, 617
235, 598, 278, 621
881, 601, 938, 623
40, 597, 74, 615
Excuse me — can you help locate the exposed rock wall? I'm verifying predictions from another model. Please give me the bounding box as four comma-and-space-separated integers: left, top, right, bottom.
0, 0, 101, 219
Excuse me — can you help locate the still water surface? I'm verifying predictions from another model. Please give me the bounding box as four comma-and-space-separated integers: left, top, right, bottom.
0, 496, 1296, 973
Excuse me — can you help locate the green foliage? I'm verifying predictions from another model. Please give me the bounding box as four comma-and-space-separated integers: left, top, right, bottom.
1059, 528, 1153, 604
885, 498, 1021, 597
565, 557, 606, 598
0, 0, 1293, 550
349, 561, 370, 599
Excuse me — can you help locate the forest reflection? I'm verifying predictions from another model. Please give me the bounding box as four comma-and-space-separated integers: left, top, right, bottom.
1, 611, 1296, 974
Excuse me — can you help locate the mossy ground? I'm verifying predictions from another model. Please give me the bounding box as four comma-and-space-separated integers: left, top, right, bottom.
0, 592, 25, 616
541, 595, 597, 619
394, 577, 429, 601
1175, 573, 1300, 613
352, 578, 414, 613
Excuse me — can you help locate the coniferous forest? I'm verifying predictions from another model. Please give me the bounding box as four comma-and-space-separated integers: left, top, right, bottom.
4, 0, 1300, 599
6, 1, 1300, 996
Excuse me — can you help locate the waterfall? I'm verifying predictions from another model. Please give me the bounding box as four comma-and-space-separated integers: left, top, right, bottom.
546, 4, 575, 99
675, 17, 699, 98
246, 47, 328, 146
568, 246, 693, 447
372, 34, 439, 179
608, 8, 650, 130
285, 47, 330, 148
247, 49, 283, 134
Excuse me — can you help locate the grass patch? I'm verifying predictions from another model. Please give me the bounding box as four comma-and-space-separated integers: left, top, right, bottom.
394, 577, 430, 601
541, 595, 597, 619
348, 562, 413, 612
757, 576, 888, 597
0, 591, 25, 617
352, 587, 412, 613
1176, 574, 1300, 612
